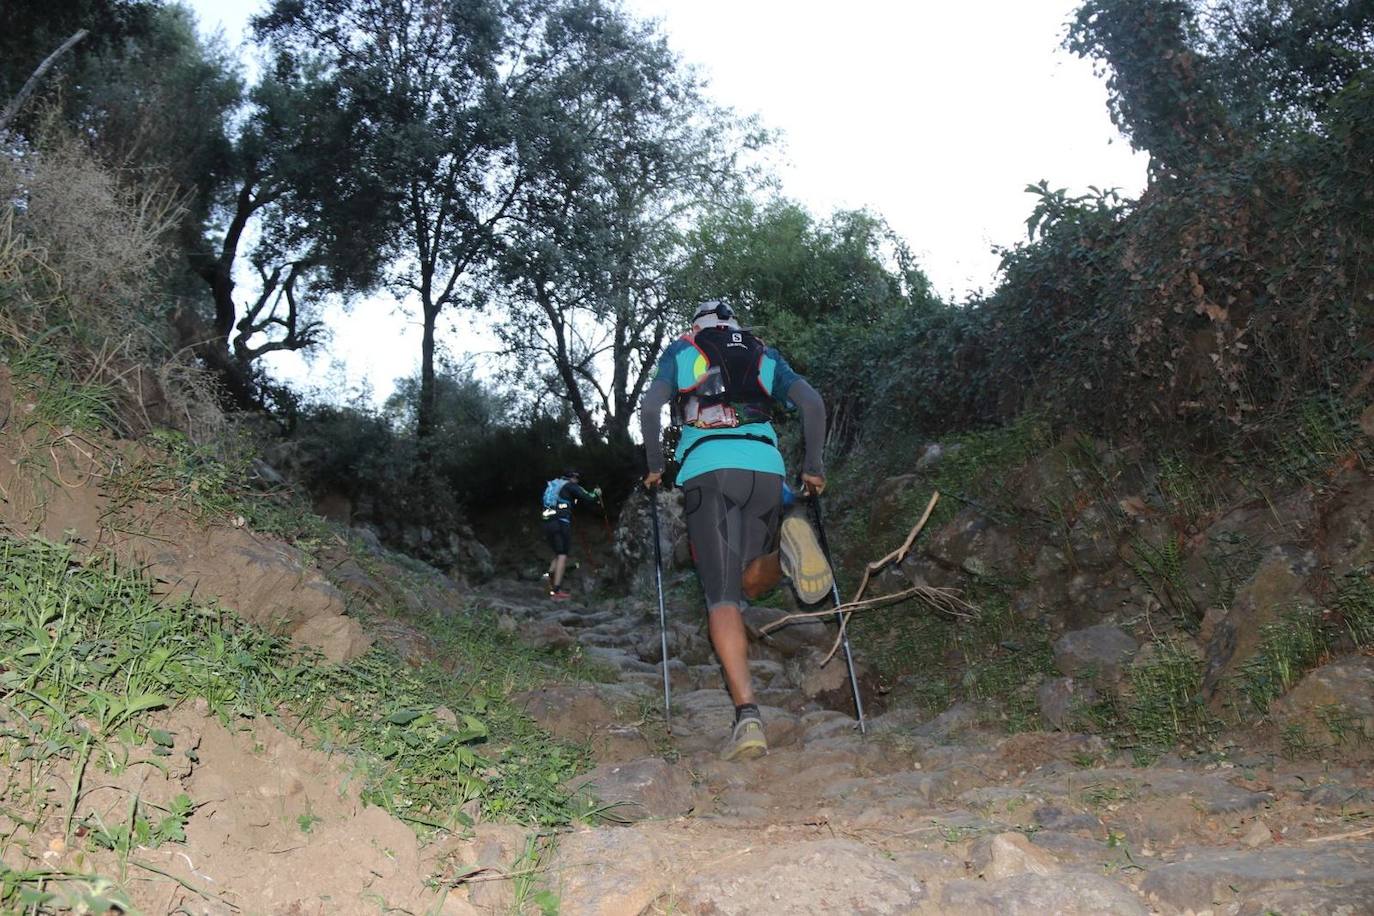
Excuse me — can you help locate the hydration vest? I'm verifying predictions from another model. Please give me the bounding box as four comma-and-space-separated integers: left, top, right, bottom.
673, 326, 774, 430
541, 478, 568, 519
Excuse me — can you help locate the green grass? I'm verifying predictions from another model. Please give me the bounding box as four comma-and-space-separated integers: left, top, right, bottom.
832, 413, 1051, 559
1123, 639, 1216, 757
1236, 606, 1334, 715
0, 535, 593, 911
3, 343, 117, 435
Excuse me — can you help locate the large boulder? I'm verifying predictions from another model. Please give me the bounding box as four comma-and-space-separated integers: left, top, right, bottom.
609, 490, 688, 597
1201, 545, 1318, 699
1270, 653, 1374, 744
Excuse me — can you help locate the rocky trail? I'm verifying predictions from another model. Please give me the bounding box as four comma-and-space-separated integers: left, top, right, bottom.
468, 577, 1374, 915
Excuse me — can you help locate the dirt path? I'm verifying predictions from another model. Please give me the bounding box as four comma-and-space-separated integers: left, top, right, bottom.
477, 578, 1374, 915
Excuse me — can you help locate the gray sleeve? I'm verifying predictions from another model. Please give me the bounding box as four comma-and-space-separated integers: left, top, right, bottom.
787, 378, 826, 477
640, 377, 674, 473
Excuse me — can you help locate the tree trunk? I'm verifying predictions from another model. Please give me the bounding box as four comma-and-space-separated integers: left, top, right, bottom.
418, 302, 438, 444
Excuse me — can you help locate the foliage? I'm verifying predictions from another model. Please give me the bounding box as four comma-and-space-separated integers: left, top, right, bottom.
1122, 640, 1216, 757
672, 198, 942, 450
1237, 607, 1332, 714
1, 133, 225, 442
494, 4, 758, 446
0, 0, 160, 103
0, 534, 592, 872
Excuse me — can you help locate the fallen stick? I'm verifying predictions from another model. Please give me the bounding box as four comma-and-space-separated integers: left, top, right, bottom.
847, 491, 942, 606
759, 584, 975, 632
762, 490, 975, 666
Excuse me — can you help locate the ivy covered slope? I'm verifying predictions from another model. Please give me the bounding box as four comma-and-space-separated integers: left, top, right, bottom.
0, 350, 603, 913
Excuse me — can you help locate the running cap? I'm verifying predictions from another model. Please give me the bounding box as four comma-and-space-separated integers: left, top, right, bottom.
690, 299, 741, 331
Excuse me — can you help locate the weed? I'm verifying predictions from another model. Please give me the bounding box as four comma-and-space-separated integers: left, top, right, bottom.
1237, 607, 1332, 714
1268, 396, 1369, 485
0, 534, 596, 906
1315, 704, 1360, 746
1122, 639, 1217, 757
1280, 723, 1319, 759
1126, 533, 1200, 627
1333, 574, 1374, 648
1155, 455, 1224, 527
1082, 783, 1136, 808
4, 344, 118, 435
511, 832, 561, 915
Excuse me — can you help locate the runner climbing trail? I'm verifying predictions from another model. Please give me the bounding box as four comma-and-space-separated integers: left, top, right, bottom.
467, 578, 1374, 915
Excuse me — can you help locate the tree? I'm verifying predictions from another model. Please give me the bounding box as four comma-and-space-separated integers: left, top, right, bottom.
255, 0, 531, 442
493, 1, 756, 446
671, 198, 941, 448
184, 60, 393, 410
1066, 0, 1374, 172
0, 0, 158, 106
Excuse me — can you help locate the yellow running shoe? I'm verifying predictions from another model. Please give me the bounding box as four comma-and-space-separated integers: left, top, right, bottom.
779, 511, 835, 605
721, 716, 768, 761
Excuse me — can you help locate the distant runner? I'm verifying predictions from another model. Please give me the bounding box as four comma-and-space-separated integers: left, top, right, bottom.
541, 470, 601, 600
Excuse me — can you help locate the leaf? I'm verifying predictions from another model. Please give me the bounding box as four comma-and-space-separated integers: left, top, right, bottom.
386, 709, 423, 726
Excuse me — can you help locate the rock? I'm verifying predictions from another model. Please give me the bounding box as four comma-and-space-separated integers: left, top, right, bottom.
462, 823, 529, 911
291, 613, 372, 663
1139, 845, 1374, 914
742, 606, 832, 657
543, 827, 670, 914
1202, 545, 1318, 699
513, 684, 618, 742
968, 832, 1061, 879
1241, 818, 1273, 848
923, 507, 1020, 580
916, 444, 946, 470
1236, 883, 1374, 916
1067, 503, 1121, 570
1323, 476, 1374, 576
941, 872, 1147, 915
1270, 653, 1374, 742
1036, 677, 1099, 730
1031, 804, 1103, 835
1053, 624, 1139, 683
518, 619, 575, 650
566, 757, 695, 821
610, 491, 687, 596
912, 702, 978, 740
676, 839, 926, 914
350, 525, 384, 555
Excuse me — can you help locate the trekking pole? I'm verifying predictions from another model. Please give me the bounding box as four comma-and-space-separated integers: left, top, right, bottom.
647, 486, 672, 725
809, 493, 868, 735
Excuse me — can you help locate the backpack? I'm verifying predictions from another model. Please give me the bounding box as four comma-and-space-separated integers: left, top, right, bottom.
674, 326, 774, 429
541, 478, 568, 511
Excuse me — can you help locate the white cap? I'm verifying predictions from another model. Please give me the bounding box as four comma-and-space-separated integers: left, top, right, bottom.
691, 300, 740, 331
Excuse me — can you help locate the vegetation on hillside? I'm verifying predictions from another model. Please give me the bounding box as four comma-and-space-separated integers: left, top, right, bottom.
1, 2, 1371, 896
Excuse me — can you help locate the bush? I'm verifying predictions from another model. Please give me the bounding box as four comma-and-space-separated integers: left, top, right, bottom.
1, 122, 223, 441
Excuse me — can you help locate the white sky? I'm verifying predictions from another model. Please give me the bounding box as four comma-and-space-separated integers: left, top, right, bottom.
184, 0, 1147, 404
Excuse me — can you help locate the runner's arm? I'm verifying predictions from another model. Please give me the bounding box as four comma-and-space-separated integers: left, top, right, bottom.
786, 378, 826, 477
640, 377, 674, 474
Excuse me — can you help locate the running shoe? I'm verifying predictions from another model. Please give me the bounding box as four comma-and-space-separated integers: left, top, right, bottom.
721, 715, 768, 761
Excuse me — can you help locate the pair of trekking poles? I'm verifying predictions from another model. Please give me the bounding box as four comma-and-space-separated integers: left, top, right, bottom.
646, 485, 867, 734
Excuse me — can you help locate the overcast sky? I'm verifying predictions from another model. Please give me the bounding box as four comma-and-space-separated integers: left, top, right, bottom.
184, 0, 1147, 402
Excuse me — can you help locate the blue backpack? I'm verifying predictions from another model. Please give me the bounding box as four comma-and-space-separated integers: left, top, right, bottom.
542, 478, 568, 511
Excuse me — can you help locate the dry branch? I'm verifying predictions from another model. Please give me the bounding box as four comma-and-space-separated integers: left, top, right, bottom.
0, 30, 88, 134
760, 491, 975, 666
